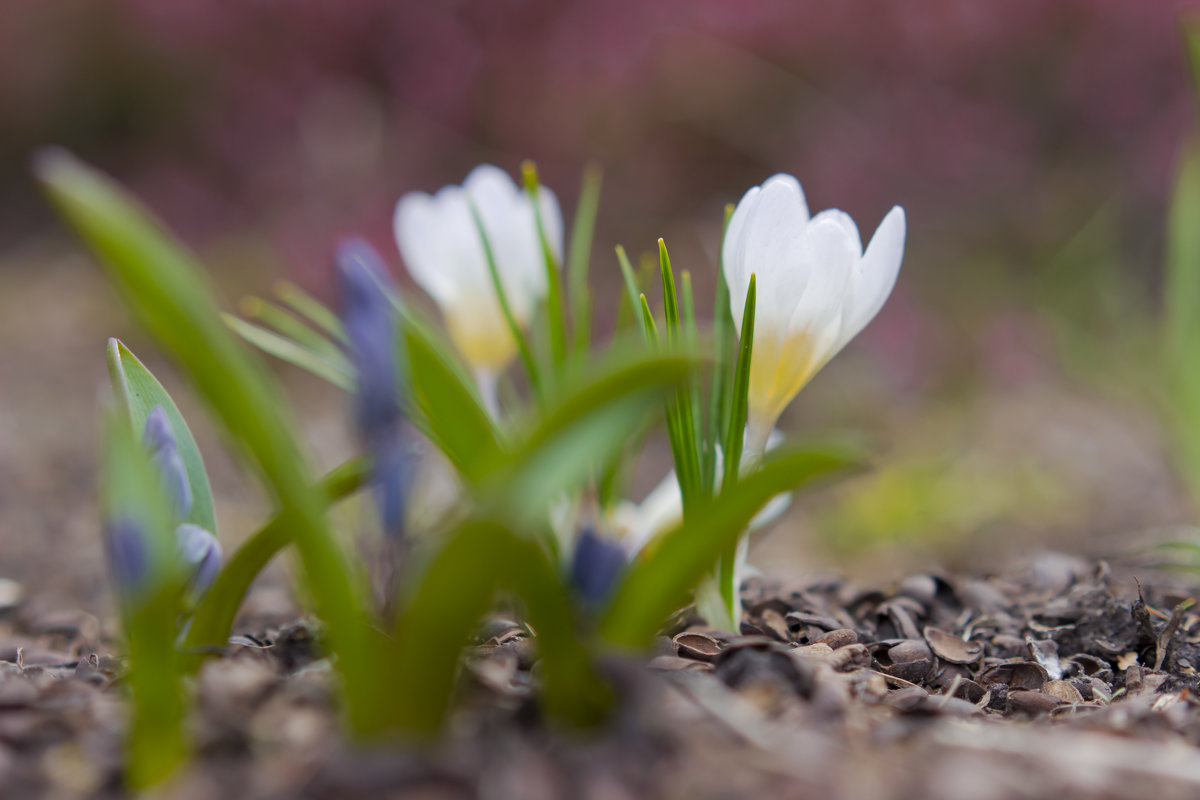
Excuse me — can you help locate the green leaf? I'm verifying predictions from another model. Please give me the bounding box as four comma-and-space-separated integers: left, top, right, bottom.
708, 203, 737, 496
107, 338, 218, 535
616, 246, 647, 339
485, 348, 693, 528
716, 274, 756, 622
599, 443, 861, 649
470, 198, 543, 402
568, 163, 603, 353
522, 160, 568, 370
658, 239, 702, 513
402, 309, 504, 483
181, 458, 369, 664
102, 411, 188, 788
225, 313, 354, 390
391, 519, 611, 736
35, 150, 383, 735
241, 295, 345, 361
275, 279, 349, 344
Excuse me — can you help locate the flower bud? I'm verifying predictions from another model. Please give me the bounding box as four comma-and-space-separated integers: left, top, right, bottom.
570, 527, 628, 611
143, 405, 193, 520
105, 516, 150, 604
337, 239, 401, 440
175, 523, 221, 601
336, 239, 413, 540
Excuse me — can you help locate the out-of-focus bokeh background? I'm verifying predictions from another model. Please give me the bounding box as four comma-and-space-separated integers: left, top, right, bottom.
3, 0, 1200, 611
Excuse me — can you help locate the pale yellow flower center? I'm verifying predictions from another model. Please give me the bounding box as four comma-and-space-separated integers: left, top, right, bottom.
444, 308, 518, 370
747, 327, 822, 448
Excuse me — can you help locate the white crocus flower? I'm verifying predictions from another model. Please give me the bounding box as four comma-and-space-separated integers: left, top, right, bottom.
394, 164, 563, 411
724, 174, 906, 457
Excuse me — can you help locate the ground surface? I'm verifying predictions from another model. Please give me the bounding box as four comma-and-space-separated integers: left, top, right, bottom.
4, 552, 1200, 799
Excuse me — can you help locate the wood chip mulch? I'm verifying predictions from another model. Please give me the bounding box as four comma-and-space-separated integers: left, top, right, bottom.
4, 552, 1200, 799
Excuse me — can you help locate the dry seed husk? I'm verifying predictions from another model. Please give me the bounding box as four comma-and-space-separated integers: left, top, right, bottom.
923, 626, 983, 665
673, 632, 724, 662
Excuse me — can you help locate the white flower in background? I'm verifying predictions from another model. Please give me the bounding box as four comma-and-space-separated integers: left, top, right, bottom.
394, 164, 563, 406
724, 174, 906, 456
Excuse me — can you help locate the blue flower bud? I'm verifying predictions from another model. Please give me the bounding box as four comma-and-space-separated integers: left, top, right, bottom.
371, 431, 413, 538
337, 239, 401, 440
105, 516, 150, 604
143, 406, 193, 520
336, 239, 413, 540
175, 523, 221, 601
570, 527, 628, 611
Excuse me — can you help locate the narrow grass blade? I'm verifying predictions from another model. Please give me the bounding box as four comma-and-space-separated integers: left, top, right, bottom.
599, 443, 861, 649
275, 279, 348, 344
616, 246, 647, 339
707, 204, 736, 493
241, 295, 344, 361
568, 163, 602, 353
659, 240, 701, 512
522, 161, 567, 369
716, 274, 756, 620
226, 314, 354, 390
470, 200, 543, 402
108, 338, 218, 535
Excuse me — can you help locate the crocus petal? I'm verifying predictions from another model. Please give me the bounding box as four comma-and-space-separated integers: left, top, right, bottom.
838, 205, 907, 349
722, 173, 905, 447
394, 164, 560, 374
394, 192, 464, 306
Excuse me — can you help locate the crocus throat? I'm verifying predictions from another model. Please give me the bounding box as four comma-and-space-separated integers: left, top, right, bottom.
444, 308, 519, 371
747, 327, 821, 456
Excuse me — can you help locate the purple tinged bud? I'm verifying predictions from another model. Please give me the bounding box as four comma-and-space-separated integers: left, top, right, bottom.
105, 517, 150, 603
175, 523, 221, 600
336, 239, 402, 440
143, 406, 193, 520
570, 527, 628, 611
336, 239, 414, 541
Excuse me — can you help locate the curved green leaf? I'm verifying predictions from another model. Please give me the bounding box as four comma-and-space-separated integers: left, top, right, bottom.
35, 150, 382, 735
181, 458, 369, 664
107, 338, 218, 536
391, 518, 611, 736
599, 443, 862, 650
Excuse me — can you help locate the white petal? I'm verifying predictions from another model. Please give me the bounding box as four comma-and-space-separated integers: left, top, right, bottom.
736, 176, 811, 334
623, 471, 683, 555
723, 184, 759, 334
464, 165, 547, 321
808, 209, 862, 260
839, 205, 906, 348
395, 191, 463, 305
